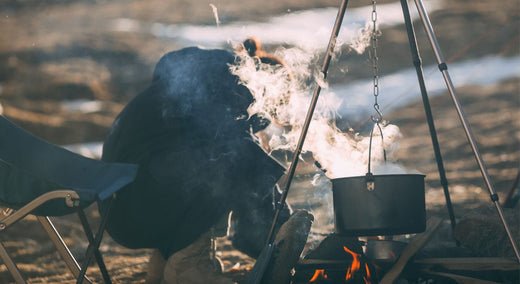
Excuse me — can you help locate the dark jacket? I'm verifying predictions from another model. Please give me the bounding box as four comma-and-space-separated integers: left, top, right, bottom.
101, 47, 287, 258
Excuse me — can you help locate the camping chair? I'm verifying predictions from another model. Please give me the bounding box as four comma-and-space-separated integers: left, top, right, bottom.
0, 115, 138, 283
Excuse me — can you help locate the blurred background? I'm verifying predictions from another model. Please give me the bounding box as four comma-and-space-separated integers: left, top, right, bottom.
0, 0, 518, 282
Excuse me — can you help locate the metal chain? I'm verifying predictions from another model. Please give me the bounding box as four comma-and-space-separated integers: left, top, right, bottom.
367, 0, 387, 171
371, 0, 383, 123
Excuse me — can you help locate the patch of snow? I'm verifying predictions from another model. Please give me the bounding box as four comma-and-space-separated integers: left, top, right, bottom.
333, 55, 520, 121
61, 100, 103, 113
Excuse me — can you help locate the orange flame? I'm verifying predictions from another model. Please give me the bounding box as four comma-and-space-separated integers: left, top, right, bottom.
343, 246, 361, 280
343, 246, 373, 284
307, 246, 374, 283
309, 269, 328, 282
364, 263, 372, 283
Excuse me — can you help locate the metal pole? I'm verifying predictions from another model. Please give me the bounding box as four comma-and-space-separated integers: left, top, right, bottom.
38, 216, 93, 283
265, 0, 349, 248
413, 0, 520, 262
399, 0, 457, 239
247, 0, 350, 282
0, 241, 25, 283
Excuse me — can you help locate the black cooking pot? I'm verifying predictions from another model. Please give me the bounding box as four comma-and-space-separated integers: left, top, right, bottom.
332, 173, 426, 236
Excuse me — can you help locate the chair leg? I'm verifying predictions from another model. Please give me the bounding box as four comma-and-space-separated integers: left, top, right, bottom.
0, 241, 26, 284
76, 201, 113, 284
37, 216, 92, 283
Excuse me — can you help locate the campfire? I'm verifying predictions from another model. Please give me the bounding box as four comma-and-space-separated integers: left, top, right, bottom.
227, 0, 520, 282
291, 234, 388, 284
307, 245, 373, 283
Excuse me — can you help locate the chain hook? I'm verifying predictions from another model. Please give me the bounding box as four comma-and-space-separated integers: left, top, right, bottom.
371, 104, 383, 123
370, 0, 383, 124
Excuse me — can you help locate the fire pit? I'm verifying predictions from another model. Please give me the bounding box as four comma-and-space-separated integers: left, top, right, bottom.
290, 220, 439, 284
292, 235, 428, 284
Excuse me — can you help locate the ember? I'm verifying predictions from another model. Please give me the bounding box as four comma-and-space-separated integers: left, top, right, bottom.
309, 269, 327, 282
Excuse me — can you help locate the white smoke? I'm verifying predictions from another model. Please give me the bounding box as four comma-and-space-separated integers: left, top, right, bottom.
147, 0, 444, 51
209, 4, 221, 27
231, 45, 412, 179
349, 22, 375, 55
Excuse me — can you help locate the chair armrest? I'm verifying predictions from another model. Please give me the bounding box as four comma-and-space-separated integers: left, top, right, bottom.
0, 190, 80, 230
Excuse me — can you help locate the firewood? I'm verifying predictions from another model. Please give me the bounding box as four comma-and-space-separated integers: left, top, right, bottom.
380, 217, 443, 284
413, 257, 520, 271
420, 269, 501, 284
261, 210, 314, 284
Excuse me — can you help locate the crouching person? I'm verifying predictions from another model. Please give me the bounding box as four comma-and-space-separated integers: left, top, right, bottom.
100, 41, 291, 283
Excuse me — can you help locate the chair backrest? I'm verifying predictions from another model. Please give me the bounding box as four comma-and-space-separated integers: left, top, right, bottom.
0, 115, 138, 215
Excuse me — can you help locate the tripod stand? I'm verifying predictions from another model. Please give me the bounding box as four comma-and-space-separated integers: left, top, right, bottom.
248, 0, 520, 282
400, 0, 519, 262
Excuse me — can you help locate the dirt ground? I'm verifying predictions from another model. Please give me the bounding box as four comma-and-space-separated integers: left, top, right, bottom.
0, 0, 518, 283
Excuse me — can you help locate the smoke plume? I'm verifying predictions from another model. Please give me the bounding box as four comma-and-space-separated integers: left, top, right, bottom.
231, 45, 408, 179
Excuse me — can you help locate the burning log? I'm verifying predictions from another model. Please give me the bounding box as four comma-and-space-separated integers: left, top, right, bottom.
342, 245, 373, 283
293, 234, 376, 283
293, 218, 460, 284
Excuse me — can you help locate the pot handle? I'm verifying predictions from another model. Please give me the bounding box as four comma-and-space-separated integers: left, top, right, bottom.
365, 122, 387, 191
366, 172, 375, 191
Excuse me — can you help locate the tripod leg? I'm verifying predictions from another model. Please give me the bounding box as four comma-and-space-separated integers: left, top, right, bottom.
413, 0, 520, 262
247, 1, 351, 283
399, 0, 457, 240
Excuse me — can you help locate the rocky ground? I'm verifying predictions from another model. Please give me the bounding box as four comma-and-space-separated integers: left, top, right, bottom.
0, 0, 518, 283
